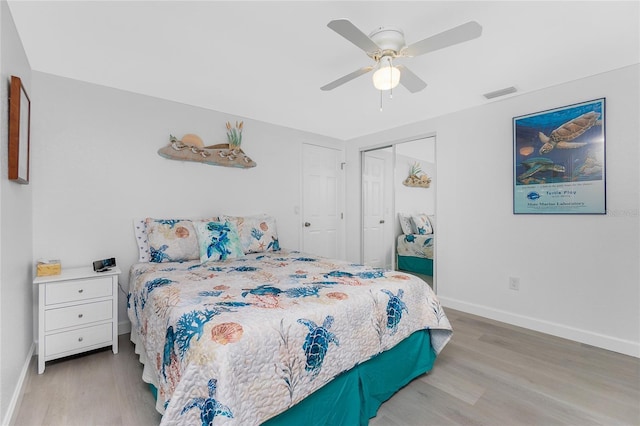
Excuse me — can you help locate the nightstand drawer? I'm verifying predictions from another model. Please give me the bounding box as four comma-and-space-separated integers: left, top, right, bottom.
45, 323, 112, 357
45, 300, 112, 331
45, 277, 112, 305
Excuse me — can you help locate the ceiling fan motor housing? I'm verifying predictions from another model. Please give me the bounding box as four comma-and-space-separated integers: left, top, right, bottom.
368, 26, 406, 55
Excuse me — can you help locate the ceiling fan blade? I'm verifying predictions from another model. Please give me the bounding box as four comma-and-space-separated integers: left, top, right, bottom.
327, 19, 380, 53
397, 65, 427, 93
321, 66, 374, 91
402, 21, 482, 57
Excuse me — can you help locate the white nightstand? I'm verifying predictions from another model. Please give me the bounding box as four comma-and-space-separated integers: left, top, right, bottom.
34, 266, 121, 374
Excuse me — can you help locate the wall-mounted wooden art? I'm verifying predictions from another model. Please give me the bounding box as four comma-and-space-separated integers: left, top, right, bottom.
8, 75, 31, 184
158, 122, 256, 168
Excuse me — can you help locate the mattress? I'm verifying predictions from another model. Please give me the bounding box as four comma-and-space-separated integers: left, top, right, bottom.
127, 249, 451, 425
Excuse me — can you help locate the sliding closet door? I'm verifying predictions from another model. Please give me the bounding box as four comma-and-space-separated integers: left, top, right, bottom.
362, 147, 394, 269
362, 150, 387, 268
395, 136, 436, 289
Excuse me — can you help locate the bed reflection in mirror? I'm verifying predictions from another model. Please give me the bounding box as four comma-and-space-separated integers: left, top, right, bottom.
361, 136, 436, 291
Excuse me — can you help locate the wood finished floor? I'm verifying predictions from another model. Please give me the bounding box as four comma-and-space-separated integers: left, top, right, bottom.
11, 309, 640, 426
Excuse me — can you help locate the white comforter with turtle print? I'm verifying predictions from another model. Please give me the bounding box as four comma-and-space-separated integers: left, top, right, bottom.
127, 249, 452, 425
397, 234, 435, 259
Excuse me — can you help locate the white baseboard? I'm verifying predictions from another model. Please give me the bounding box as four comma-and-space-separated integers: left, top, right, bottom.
2, 342, 35, 426
439, 296, 640, 358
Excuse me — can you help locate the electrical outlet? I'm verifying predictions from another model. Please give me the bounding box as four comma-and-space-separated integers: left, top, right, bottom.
509, 277, 520, 291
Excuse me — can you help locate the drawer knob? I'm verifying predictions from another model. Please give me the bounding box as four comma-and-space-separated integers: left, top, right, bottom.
78, 337, 84, 342
78, 314, 83, 318
78, 289, 84, 293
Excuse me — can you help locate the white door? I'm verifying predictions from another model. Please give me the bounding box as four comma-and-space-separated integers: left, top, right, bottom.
362, 151, 387, 268
302, 144, 343, 258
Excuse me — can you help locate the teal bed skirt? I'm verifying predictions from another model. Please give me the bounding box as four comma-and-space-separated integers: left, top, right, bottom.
263, 329, 436, 425
150, 330, 436, 425
397, 255, 433, 276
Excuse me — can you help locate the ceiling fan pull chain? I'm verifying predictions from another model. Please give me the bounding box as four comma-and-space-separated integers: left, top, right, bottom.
380, 90, 383, 112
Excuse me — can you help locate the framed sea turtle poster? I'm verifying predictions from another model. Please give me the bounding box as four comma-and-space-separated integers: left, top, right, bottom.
513, 98, 605, 214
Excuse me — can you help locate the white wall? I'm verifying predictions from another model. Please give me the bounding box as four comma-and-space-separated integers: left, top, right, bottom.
346, 65, 640, 357
30, 72, 343, 334
0, 0, 33, 422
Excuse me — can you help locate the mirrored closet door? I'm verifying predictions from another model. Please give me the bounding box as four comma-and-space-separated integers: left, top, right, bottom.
394, 137, 436, 289
361, 137, 436, 290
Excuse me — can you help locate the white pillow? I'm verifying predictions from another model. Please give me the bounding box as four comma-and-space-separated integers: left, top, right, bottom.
411, 214, 433, 235
133, 218, 150, 262
398, 213, 414, 235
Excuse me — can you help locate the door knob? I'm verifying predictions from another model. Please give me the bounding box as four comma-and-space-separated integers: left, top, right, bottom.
379, 220, 385, 224
304, 222, 311, 227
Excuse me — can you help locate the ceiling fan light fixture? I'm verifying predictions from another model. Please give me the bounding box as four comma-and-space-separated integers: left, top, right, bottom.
372, 57, 401, 91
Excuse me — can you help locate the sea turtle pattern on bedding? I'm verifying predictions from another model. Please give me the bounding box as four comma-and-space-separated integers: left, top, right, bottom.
297, 315, 340, 379
381, 289, 408, 335
128, 249, 452, 425
181, 378, 233, 426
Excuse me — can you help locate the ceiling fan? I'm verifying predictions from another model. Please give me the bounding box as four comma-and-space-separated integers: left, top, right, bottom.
321, 19, 482, 93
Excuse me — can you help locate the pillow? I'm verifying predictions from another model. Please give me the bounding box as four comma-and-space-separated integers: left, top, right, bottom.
194, 221, 244, 262
398, 213, 414, 235
411, 214, 433, 235
221, 214, 280, 253
133, 218, 150, 262
428, 215, 436, 231
145, 218, 216, 262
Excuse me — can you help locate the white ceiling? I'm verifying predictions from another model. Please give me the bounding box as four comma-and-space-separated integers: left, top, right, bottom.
7, 1, 639, 140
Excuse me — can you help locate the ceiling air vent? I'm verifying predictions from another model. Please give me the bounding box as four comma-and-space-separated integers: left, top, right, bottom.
483, 86, 517, 99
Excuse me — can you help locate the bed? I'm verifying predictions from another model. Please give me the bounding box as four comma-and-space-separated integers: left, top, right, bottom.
397, 233, 434, 276
128, 215, 451, 425
397, 213, 435, 276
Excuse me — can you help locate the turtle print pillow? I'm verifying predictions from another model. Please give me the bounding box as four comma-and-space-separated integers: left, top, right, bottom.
220, 214, 281, 254
145, 217, 217, 262
411, 214, 433, 235
194, 221, 245, 263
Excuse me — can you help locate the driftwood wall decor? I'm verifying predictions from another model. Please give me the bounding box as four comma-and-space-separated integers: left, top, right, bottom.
158, 122, 256, 168
403, 162, 431, 188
